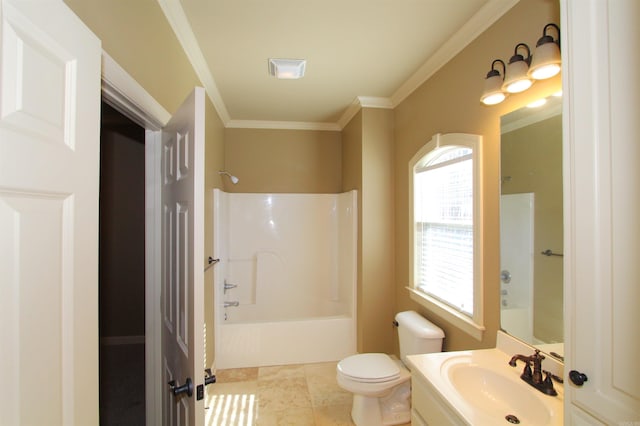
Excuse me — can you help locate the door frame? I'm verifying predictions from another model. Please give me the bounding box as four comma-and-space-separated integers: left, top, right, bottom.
101, 51, 170, 426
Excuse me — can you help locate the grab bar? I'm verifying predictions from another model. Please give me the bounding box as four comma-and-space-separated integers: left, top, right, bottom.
541, 249, 563, 257
224, 301, 239, 308
204, 256, 220, 271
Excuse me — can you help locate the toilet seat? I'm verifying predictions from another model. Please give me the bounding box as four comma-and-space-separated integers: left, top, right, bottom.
337, 353, 401, 383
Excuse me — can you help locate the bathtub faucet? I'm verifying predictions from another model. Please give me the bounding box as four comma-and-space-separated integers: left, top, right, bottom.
224, 301, 239, 308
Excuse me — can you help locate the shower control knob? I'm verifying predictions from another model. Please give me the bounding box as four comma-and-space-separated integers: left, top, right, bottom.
569, 370, 588, 386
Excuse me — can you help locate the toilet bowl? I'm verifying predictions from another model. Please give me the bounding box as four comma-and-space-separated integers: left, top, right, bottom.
336, 311, 444, 426
337, 353, 412, 425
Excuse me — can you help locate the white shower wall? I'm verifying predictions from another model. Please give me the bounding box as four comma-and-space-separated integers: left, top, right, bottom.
213, 190, 357, 368
500, 193, 534, 343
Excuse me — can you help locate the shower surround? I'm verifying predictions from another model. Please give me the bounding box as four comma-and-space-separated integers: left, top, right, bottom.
213, 189, 357, 369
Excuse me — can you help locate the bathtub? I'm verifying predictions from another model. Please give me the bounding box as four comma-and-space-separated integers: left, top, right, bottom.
500, 306, 533, 343
213, 190, 357, 369
216, 315, 356, 369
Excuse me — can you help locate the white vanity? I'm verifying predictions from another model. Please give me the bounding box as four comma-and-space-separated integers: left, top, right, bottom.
407, 332, 564, 426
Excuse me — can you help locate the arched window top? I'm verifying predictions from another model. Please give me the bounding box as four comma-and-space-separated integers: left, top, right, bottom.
416, 145, 472, 171
408, 133, 484, 340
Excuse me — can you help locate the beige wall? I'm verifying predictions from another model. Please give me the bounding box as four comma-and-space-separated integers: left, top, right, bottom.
342, 109, 396, 353
224, 128, 342, 193
502, 114, 563, 343
341, 112, 364, 348
64, 0, 201, 114
65, 0, 226, 368
361, 108, 396, 353
393, 0, 561, 351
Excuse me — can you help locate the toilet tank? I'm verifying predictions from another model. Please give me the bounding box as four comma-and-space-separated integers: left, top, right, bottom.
395, 311, 444, 364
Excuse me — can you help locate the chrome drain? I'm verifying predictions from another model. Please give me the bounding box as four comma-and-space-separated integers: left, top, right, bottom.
505, 414, 521, 424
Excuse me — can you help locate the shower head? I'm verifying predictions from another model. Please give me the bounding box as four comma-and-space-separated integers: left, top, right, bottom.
219, 170, 239, 184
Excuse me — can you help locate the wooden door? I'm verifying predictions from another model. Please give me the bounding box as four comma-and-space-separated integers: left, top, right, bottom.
0, 0, 101, 424
160, 88, 205, 426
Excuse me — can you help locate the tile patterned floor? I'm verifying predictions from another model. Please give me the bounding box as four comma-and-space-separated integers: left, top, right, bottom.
205, 361, 411, 426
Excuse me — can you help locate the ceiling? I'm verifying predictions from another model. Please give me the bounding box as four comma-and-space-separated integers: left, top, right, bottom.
159, 0, 518, 130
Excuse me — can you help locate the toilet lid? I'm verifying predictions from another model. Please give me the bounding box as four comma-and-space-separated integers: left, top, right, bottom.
338, 353, 400, 382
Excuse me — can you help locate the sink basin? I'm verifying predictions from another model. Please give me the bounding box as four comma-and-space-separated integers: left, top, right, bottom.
443, 356, 552, 424
407, 344, 563, 426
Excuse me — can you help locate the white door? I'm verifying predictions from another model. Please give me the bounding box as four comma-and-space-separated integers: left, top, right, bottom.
562, 0, 640, 423
161, 87, 205, 426
0, 0, 101, 424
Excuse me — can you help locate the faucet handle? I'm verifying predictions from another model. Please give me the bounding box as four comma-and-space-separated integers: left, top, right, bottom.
543, 369, 563, 384
544, 371, 554, 386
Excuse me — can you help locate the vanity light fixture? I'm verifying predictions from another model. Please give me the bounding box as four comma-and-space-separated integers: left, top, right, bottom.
480, 59, 507, 105
502, 43, 533, 93
268, 58, 306, 79
528, 24, 561, 80
480, 23, 561, 106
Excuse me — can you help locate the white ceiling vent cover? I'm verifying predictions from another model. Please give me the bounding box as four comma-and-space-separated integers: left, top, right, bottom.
268, 58, 306, 79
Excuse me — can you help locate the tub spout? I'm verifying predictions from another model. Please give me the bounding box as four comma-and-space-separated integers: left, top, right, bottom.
224, 301, 239, 308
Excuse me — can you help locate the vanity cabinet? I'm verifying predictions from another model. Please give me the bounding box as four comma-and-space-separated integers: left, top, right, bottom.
562, 0, 640, 423
411, 372, 465, 426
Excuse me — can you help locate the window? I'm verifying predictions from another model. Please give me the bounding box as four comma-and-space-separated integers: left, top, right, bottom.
408, 133, 484, 339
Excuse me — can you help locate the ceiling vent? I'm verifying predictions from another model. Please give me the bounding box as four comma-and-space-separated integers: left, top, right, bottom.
268, 58, 306, 79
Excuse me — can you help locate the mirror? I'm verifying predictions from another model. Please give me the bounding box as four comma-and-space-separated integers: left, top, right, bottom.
500, 94, 564, 359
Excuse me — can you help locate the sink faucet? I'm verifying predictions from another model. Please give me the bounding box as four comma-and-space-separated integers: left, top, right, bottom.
509, 349, 557, 396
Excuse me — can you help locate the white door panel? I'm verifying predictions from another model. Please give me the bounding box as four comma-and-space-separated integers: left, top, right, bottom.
161, 87, 205, 426
0, 0, 101, 424
562, 0, 640, 423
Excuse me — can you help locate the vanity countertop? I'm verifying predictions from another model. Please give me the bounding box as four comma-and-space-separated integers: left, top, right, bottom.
407, 332, 564, 426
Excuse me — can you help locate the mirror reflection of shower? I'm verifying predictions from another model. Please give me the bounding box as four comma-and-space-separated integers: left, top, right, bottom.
218, 170, 239, 184
500, 94, 564, 354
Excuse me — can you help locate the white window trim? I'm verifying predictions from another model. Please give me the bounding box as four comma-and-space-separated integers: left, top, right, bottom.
408, 133, 485, 341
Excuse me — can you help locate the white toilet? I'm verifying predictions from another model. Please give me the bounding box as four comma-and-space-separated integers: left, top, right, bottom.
336, 311, 444, 426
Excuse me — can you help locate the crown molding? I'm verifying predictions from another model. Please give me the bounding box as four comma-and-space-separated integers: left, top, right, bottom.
336, 96, 393, 129
157, 0, 230, 124
159, 0, 519, 131
336, 98, 363, 129
358, 96, 394, 109
390, 0, 520, 107
226, 119, 341, 132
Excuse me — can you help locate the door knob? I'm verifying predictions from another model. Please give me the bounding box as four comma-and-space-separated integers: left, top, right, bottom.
168, 377, 193, 397
500, 270, 512, 284
568, 370, 588, 386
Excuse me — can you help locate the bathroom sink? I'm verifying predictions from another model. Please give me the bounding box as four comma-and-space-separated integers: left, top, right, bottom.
442, 356, 553, 425
407, 338, 563, 426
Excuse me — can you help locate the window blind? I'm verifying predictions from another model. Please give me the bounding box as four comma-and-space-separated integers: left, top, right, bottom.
414, 150, 474, 316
